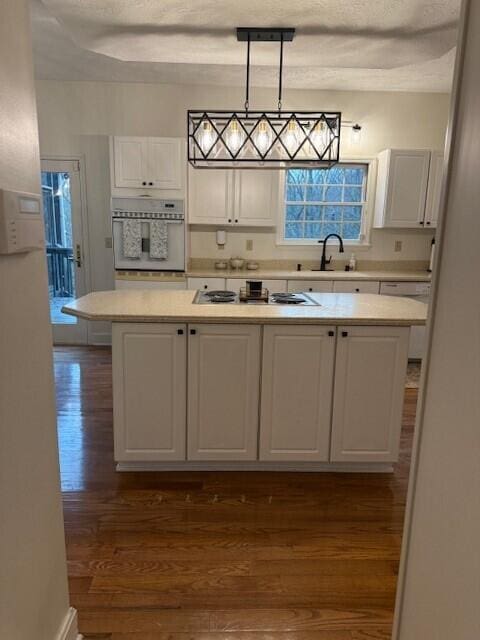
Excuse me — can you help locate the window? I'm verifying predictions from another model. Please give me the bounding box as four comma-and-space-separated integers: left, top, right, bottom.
283, 163, 368, 242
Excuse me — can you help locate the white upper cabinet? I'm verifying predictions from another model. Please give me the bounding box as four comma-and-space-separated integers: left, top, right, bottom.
188, 168, 233, 224
234, 170, 278, 226
112, 136, 183, 191
374, 149, 433, 228
424, 150, 444, 228
188, 167, 277, 226
330, 325, 409, 463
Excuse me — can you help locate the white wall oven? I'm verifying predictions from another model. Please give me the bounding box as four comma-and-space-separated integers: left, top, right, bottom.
112, 197, 185, 272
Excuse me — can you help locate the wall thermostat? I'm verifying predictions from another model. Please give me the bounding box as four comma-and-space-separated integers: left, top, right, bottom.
0, 188, 44, 254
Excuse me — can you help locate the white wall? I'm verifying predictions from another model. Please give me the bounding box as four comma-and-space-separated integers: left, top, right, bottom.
35, 81, 449, 284
0, 1, 74, 639
394, 0, 480, 637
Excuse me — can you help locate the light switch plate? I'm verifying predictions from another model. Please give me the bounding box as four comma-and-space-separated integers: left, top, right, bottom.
394, 240, 402, 252
246, 239, 253, 251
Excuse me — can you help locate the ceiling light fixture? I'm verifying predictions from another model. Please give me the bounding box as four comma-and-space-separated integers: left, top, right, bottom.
188, 28, 341, 169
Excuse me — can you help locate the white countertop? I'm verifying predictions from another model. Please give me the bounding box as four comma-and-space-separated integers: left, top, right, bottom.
62, 290, 427, 326
186, 269, 431, 282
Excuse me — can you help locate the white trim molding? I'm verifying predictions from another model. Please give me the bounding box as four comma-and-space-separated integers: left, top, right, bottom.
55, 607, 81, 640
276, 156, 378, 248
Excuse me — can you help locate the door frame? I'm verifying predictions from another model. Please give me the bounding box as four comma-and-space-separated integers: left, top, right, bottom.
41, 155, 91, 344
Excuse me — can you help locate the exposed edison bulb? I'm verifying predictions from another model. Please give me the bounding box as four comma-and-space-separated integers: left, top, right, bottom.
282, 120, 299, 156
254, 119, 272, 156
198, 120, 216, 155
225, 120, 245, 156
309, 121, 328, 153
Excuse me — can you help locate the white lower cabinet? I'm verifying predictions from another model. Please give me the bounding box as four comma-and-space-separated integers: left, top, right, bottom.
187, 324, 261, 460
330, 325, 409, 462
287, 280, 333, 293
112, 322, 409, 467
260, 325, 336, 461
332, 281, 380, 294
112, 323, 187, 461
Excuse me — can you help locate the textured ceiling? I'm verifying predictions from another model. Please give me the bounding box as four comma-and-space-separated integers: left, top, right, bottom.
31, 0, 460, 92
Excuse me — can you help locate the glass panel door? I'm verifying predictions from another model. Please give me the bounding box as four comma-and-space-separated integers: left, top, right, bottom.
41, 159, 88, 343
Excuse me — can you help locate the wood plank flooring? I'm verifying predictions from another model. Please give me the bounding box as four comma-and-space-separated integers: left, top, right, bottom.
54, 346, 418, 640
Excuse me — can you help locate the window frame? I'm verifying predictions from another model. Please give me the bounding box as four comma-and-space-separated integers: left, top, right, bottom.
276, 157, 377, 247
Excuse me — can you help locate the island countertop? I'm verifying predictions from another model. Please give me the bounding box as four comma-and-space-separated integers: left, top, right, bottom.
62, 290, 427, 326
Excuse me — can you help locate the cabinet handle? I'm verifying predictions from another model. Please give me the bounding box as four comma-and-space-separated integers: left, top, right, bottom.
204, 284, 208, 289
309, 287, 313, 292
142, 181, 147, 186
419, 221, 424, 225
177, 329, 184, 335
228, 219, 232, 223
328, 330, 335, 337
235, 219, 239, 223
426, 221, 431, 225
355, 288, 360, 292
190, 328, 197, 335
148, 182, 154, 186
341, 331, 349, 337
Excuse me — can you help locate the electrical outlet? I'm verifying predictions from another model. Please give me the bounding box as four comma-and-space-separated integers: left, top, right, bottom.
394, 240, 402, 252
246, 239, 253, 251
105, 237, 112, 249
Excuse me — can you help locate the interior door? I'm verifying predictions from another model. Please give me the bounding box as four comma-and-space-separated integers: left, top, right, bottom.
41, 159, 88, 344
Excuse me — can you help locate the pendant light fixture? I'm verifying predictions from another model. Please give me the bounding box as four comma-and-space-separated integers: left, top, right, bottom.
188, 28, 341, 169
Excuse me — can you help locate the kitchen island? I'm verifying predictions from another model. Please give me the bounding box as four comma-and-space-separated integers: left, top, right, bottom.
63, 290, 427, 473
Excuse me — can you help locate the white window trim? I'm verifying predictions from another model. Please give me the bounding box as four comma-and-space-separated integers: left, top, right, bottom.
276, 157, 378, 248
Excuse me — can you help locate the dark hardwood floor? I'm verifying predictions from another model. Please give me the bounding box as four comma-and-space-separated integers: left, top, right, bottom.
54, 346, 418, 640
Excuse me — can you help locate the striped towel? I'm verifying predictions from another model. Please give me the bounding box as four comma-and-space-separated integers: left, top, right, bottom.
149, 220, 168, 260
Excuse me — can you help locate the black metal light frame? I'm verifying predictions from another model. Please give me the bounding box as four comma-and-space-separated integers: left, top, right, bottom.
188, 28, 342, 169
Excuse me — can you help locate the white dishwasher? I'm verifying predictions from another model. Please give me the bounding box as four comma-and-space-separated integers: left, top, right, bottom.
380, 281, 431, 359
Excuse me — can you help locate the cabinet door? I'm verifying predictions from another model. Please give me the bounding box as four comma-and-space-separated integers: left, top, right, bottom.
147, 138, 182, 189
332, 281, 380, 294
382, 150, 431, 228
424, 150, 444, 228
226, 278, 287, 294
188, 324, 261, 460
234, 170, 277, 226
187, 277, 226, 291
287, 280, 334, 293
113, 137, 149, 188
260, 325, 336, 461
112, 323, 186, 461
188, 167, 232, 224
331, 326, 409, 462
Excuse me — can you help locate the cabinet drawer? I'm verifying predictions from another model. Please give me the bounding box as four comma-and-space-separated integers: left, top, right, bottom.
333, 281, 380, 294
187, 277, 226, 291
380, 281, 431, 296
288, 280, 333, 293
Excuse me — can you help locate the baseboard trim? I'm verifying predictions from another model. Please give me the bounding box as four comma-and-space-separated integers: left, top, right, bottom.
116, 461, 394, 473
55, 607, 81, 640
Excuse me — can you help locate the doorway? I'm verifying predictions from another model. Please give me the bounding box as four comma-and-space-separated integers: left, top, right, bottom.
41, 158, 88, 344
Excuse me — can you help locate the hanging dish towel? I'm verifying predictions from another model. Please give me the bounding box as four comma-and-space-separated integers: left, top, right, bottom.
122, 219, 142, 259
149, 220, 168, 260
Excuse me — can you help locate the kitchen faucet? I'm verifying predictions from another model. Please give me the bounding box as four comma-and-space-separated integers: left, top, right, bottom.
318, 233, 344, 271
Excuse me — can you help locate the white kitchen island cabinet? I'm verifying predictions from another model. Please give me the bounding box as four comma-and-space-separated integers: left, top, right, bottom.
63, 290, 426, 471
187, 324, 261, 461
112, 323, 187, 461
260, 325, 336, 461
330, 325, 409, 462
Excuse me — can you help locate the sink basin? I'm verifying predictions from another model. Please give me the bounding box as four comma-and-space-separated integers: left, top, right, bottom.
309, 268, 335, 272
